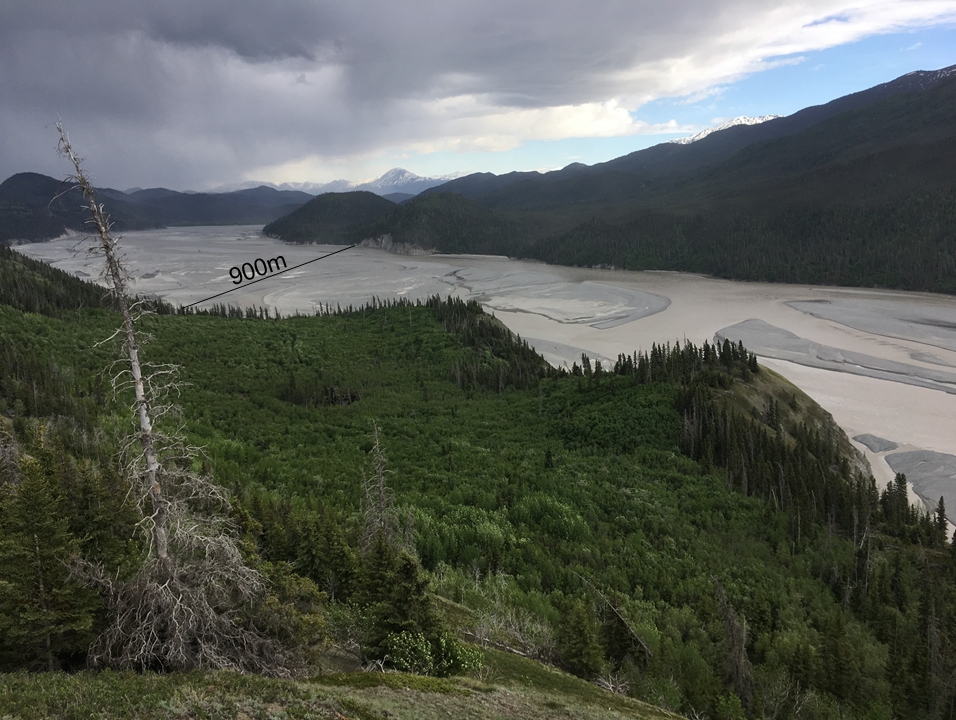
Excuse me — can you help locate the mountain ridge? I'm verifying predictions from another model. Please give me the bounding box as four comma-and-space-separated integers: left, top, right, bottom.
0, 175, 315, 243
666, 115, 782, 145
266, 63, 956, 295
421, 63, 956, 207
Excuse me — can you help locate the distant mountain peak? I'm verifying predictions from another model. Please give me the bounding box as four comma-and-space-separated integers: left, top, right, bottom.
208, 168, 466, 198
363, 168, 423, 188
897, 64, 956, 89
668, 115, 783, 145
208, 180, 279, 193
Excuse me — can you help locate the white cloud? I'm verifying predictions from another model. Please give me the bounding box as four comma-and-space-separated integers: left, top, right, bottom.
678, 87, 729, 105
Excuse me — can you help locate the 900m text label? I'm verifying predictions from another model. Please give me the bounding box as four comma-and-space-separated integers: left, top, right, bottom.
230, 256, 287, 285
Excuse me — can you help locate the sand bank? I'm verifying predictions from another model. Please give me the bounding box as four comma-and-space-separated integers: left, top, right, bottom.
715, 319, 956, 395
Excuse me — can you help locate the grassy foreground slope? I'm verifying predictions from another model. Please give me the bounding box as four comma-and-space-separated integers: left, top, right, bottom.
0, 650, 681, 720
3, 246, 956, 718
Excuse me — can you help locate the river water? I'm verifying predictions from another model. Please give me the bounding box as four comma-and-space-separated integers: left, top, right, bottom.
19, 225, 956, 519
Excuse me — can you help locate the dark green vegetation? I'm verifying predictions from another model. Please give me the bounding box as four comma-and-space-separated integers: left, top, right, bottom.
263, 191, 396, 244
4, 246, 956, 719
0, 173, 313, 243
0, 244, 109, 316
265, 190, 531, 254
354, 191, 526, 254
268, 66, 956, 294
0, 172, 163, 242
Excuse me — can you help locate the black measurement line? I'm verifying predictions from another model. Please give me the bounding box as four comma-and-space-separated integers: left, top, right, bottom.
183, 245, 356, 308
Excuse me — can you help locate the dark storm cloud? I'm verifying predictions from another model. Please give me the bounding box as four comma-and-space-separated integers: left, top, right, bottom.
0, 1, 332, 61
1, 1, 954, 189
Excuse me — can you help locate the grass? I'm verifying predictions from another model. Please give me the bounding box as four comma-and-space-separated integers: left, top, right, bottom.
478, 649, 682, 719
0, 660, 685, 720
310, 672, 464, 694
0, 670, 343, 720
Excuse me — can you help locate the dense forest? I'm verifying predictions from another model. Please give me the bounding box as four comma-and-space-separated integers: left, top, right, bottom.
262, 191, 397, 245
3, 243, 956, 719
263, 181, 956, 293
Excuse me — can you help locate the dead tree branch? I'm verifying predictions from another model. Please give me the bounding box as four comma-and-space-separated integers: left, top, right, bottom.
57, 123, 169, 567
58, 125, 310, 676
571, 569, 652, 659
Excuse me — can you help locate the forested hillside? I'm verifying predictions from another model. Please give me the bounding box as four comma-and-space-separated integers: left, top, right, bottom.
0, 173, 312, 244
0, 172, 163, 242
263, 191, 397, 244
3, 245, 956, 718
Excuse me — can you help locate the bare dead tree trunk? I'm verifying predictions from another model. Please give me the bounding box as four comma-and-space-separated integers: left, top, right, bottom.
712, 576, 754, 711
0, 428, 21, 485
571, 570, 652, 660
56, 123, 168, 567
57, 126, 312, 676
361, 421, 406, 554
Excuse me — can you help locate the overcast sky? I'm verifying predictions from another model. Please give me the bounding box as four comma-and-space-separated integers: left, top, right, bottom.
1, 1, 955, 191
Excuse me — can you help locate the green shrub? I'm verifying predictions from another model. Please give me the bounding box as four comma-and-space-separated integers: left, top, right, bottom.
385, 631, 483, 677
386, 631, 434, 675
431, 631, 483, 677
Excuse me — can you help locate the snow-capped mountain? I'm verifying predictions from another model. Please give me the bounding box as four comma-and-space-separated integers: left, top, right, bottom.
209, 168, 466, 197
352, 168, 467, 196
897, 65, 956, 90
357, 168, 424, 190
668, 115, 783, 145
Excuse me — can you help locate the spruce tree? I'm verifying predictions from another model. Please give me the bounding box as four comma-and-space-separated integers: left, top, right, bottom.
557, 598, 605, 678
0, 457, 97, 670
935, 496, 947, 546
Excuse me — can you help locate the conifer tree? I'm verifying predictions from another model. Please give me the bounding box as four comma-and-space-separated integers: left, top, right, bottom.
0, 455, 97, 670
556, 598, 605, 679
935, 496, 947, 546
356, 533, 449, 668
295, 512, 357, 602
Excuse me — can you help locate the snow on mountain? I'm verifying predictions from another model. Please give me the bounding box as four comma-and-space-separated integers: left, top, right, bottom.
898, 64, 956, 90
668, 115, 783, 145
361, 168, 423, 189
348, 168, 466, 196
208, 168, 465, 197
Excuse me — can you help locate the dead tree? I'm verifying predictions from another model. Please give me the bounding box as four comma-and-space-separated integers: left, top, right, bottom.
0, 426, 21, 485
57, 125, 308, 676
712, 576, 755, 710
360, 421, 413, 555
571, 570, 652, 661
57, 123, 169, 566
